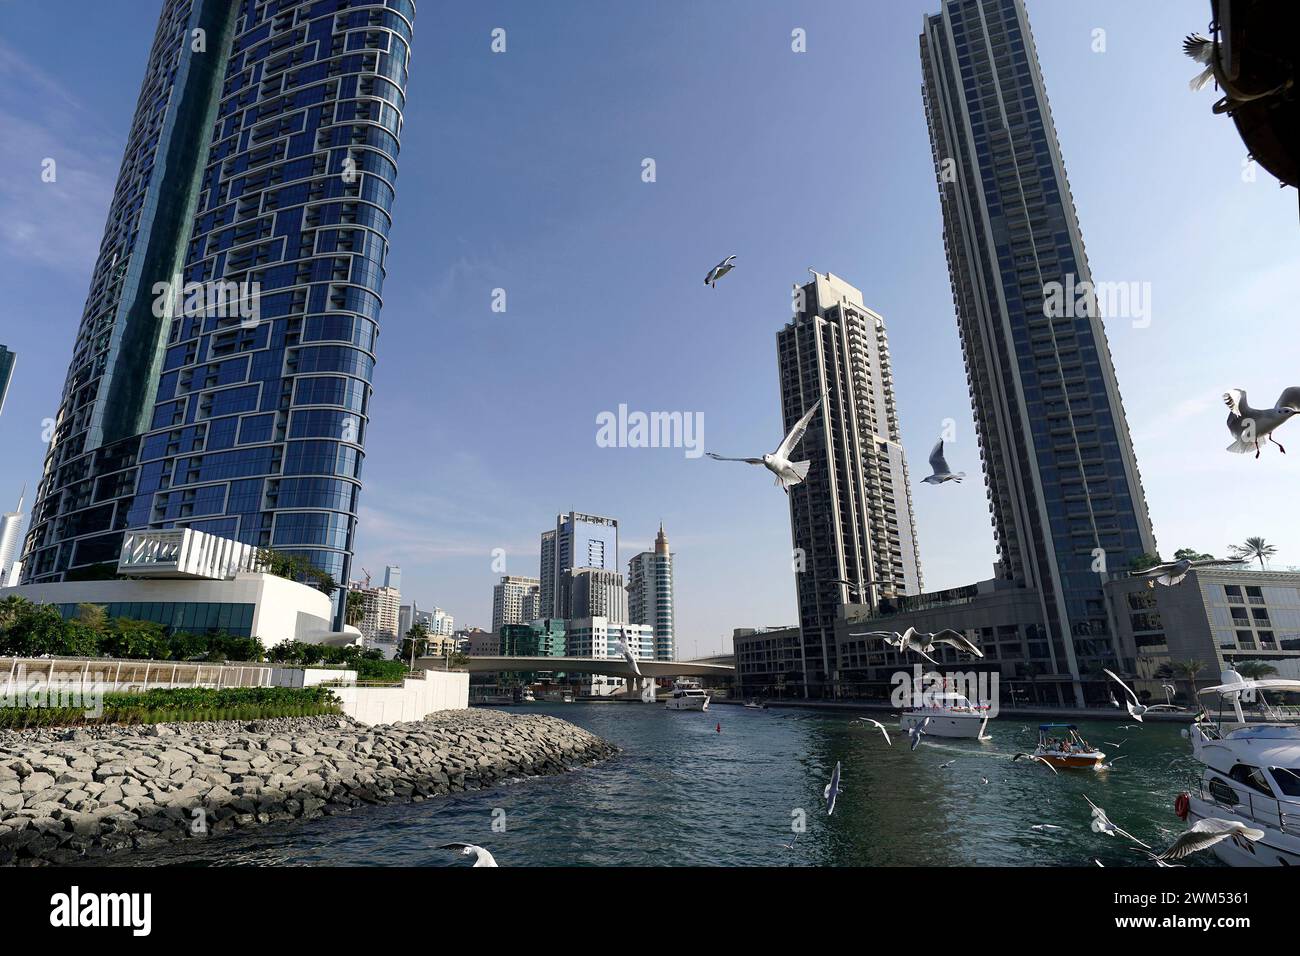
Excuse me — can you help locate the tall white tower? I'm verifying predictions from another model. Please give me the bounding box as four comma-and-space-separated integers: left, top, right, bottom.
0, 487, 26, 587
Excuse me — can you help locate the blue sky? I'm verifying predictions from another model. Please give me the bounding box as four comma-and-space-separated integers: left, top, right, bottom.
0, 1, 1296, 655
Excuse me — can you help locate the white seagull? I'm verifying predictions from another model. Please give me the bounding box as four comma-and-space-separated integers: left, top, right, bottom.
704, 254, 737, 288
707, 399, 821, 492
1153, 818, 1264, 862
1183, 33, 1216, 92
922, 439, 964, 484
1130, 556, 1246, 588
439, 842, 499, 867
1012, 752, 1059, 775
908, 716, 931, 751
1102, 668, 1178, 722
847, 630, 907, 652
615, 637, 641, 677
1224, 387, 1300, 458
824, 760, 841, 815
851, 717, 892, 746
914, 629, 984, 659
1083, 795, 1150, 848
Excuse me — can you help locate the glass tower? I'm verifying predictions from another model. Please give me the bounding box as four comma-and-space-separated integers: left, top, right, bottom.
538, 512, 620, 618
0, 345, 14, 416
21, 0, 416, 625
921, 0, 1155, 704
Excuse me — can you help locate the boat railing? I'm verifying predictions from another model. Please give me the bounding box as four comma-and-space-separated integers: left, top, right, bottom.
1196, 778, 1300, 833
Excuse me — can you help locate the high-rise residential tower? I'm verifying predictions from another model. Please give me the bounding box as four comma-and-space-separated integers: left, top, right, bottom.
492, 574, 540, 633
0, 345, 14, 416
538, 512, 619, 618
779, 272, 923, 698
921, 0, 1156, 703
19, 1, 416, 630
563, 567, 628, 622
627, 524, 675, 661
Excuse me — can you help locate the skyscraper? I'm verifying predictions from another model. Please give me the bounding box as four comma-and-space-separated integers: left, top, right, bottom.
778, 272, 924, 697
0, 345, 14, 416
538, 512, 619, 618
19, 1, 416, 630
921, 0, 1156, 703
627, 524, 674, 661
564, 567, 627, 622
383, 565, 401, 592
492, 574, 540, 633
0, 488, 25, 587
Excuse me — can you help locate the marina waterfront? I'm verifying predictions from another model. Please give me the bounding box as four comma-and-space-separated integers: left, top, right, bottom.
107, 703, 1205, 867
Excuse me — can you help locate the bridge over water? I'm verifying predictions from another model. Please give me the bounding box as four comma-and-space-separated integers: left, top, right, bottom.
416, 656, 734, 681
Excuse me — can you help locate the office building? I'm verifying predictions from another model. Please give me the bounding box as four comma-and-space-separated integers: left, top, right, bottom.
18, 1, 417, 635
563, 567, 627, 622
539, 511, 619, 617
492, 574, 540, 633
383, 565, 401, 592
0, 345, 14, 415
778, 271, 924, 697
627, 523, 675, 660
921, 0, 1156, 704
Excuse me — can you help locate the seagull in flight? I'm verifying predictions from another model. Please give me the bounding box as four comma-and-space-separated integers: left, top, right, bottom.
1183, 33, 1216, 91
908, 717, 931, 752
1151, 818, 1264, 862
1083, 795, 1150, 848
1103, 739, 1128, 749
704, 254, 737, 288
1130, 556, 1246, 588
1224, 387, 1300, 458
851, 717, 892, 745
615, 637, 641, 677
1012, 752, 1059, 775
914, 629, 984, 659
824, 760, 841, 815
922, 439, 964, 484
439, 842, 499, 867
707, 399, 821, 492
1031, 824, 1063, 832
1103, 668, 1161, 722
939, 760, 956, 769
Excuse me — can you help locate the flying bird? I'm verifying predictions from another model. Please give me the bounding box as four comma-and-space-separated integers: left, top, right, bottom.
824, 760, 842, 815
852, 717, 893, 746
1012, 752, 1059, 775
1183, 33, 1216, 92
1083, 795, 1150, 848
922, 439, 964, 484
1031, 824, 1063, 832
706, 399, 821, 492
914, 629, 984, 659
615, 637, 641, 677
1130, 556, 1246, 588
1224, 387, 1300, 457
1103, 739, 1128, 749
439, 842, 499, 867
1102, 668, 1178, 722
1153, 818, 1264, 862
908, 717, 931, 752
704, 254, 736, 288
939, 760, 956, 769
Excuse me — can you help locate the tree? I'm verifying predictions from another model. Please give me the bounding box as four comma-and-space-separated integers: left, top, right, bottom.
345, 589, 366, 627
1171, 659, 1207, 705
1230, 537, 1277, 572
103, 618, 168, 659
75, 603, 108, 633
1129, 552, 1163, 572
1233, 660, 1278, 680
0, 595, 33, 632
255, 548, 337, 595
1173, 548, 1214, 562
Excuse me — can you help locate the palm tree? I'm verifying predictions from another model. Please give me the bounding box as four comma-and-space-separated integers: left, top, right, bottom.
0, 595, 32, 631
345, 589, 366, 627
1171, 659, 1207, 706
1234, 660, 1278, 681
1231, 536, 1278, 571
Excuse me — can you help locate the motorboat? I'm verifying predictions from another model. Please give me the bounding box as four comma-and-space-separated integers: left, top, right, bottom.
561, 693, 574, 703
1031, 723, 1106, 769
899, 690, 989, 739
743, 699, 767, 710
665, 679, 710, 711
1178, 669, 1300, 866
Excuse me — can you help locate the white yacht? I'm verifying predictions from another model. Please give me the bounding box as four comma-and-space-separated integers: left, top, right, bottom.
1180, 669, 1300, 867
665, 679, 710, 711
899, 691, 990, 740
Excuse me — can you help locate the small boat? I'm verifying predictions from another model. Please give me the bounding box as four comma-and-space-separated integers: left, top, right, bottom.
561, 693, 574, 703
520, 689, 536, 703
1032, 724, 1106, 769
665, 679, 710, 711
743, 699, 767, 710
899, 691, 989, 739
1180, 669, 1300, 866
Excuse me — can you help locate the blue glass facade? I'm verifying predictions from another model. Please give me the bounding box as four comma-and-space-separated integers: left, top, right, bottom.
23, 0, 416, 621
0, 345, 14, 415
921, 0, 1156, 704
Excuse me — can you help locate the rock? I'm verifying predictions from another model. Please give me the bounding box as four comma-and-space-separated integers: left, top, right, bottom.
19, 773, 54, 793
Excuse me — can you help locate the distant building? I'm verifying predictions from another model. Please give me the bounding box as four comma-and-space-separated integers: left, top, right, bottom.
564, 617, 653, 697
778, 271, 924, 698
0, 488, 26, 588
564, 567, 627, 622
459, 627, 499, 657
500, 619, 567, 657
539, 512, 619, 617
0, 345, 13, 416
354, 584, 401, 645
733, 626, 803, 698
627, 524, 675, 661
492, 575, 540, 633
383, 566, 402, 592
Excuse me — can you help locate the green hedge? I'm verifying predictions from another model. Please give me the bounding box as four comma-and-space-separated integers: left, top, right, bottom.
0, 686, 340, 729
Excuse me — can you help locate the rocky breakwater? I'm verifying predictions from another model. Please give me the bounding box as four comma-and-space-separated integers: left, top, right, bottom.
0, 709, 617, 865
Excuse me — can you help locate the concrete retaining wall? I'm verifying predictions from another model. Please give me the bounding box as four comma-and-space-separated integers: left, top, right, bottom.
330, 671, 469, 724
